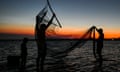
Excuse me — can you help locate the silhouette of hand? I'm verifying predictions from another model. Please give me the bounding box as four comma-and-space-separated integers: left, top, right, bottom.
91, 26, 96, 29
89, 26, 96, 31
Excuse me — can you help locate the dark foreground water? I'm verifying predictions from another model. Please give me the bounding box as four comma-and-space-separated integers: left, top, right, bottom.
0, 40, 120, 72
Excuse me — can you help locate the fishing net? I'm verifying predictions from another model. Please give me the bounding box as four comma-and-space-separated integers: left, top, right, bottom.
35, 5, 60, 37
46, 24, 59, 37
46, 27, 93, 58
35, 3, 95, 59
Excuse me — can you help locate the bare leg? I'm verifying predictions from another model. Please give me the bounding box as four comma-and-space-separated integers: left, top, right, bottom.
40, 50, 47, 72
20, 56, 26, 72
97, 47, 103, 68
40, 58, 44, 72
36, 57, 40, 72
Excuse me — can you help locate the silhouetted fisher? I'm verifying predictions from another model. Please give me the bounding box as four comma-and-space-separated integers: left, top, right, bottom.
96, 28, 104, 67
35, 0, 62, 72
20, 37, 28, 72
36, 14, 56, 72
89, 26, 104, 60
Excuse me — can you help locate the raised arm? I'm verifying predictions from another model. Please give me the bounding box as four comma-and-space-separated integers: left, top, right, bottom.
95, 27, 99, 32
36, 11, 47, 30
46, 13, 55, 29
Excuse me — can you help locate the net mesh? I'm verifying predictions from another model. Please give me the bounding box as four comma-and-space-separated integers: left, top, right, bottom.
36, 5, 60, 37
46, 28, 93, 58
35, 5, 93, 58
46, 24, 59, 37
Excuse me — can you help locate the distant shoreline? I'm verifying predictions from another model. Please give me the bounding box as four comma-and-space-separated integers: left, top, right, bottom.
0, 38, 120, 41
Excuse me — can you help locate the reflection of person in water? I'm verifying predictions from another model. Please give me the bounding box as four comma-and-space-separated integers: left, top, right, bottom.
96, 28, 104, 67
36, 13, 55, 72
20, 37, 28, 71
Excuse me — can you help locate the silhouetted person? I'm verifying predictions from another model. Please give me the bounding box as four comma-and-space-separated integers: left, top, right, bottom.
96, 28, 104, 67
35, 13, 55, 72
20, 37, 28, 72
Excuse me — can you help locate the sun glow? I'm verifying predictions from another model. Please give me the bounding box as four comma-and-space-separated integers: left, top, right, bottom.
0, 24, 120, 39
0, 24, 34, 35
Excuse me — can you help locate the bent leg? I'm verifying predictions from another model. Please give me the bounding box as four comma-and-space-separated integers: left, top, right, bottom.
40, 51, 47, 72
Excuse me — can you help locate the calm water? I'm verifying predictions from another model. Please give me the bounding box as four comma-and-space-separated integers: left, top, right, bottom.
0, 40, 120, 72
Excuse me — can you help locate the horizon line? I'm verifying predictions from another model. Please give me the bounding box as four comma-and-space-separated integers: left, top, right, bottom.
0, 38, 120, 41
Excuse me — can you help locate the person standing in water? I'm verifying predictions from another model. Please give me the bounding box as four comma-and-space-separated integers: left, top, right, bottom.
96, 28, 104, 67
20, 37, 28, 72
35, 13, 55, 72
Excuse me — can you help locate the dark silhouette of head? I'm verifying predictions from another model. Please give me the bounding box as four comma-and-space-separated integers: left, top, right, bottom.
40, 24, 46, 29
98, 28, 103, 34
23, 37, 28, 43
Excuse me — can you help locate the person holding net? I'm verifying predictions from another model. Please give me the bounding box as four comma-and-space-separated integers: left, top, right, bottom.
35, 0, 62, 71
88, 26, 104, 62
95, 27, 104, 67
35, 12, 56, 72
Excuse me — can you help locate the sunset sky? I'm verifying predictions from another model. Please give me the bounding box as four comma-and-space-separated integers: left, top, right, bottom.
0, 0, 120, 39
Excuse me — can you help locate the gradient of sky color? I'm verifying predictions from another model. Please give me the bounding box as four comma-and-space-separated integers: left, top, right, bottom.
0, 0, 120, 38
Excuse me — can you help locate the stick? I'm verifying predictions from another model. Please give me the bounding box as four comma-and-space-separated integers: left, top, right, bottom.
47, 0, 62, 28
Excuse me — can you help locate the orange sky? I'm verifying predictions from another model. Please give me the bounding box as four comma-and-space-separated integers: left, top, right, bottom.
0, 24, 34, 35
0, 0, 120, 39
52, 28, 120, 39
1, 25, 119, 39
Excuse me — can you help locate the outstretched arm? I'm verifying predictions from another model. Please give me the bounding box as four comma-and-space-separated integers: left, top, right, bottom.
46, 13, 55, 29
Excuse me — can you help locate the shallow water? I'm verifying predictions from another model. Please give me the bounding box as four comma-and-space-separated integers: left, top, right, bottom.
0, 40, 120, 72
